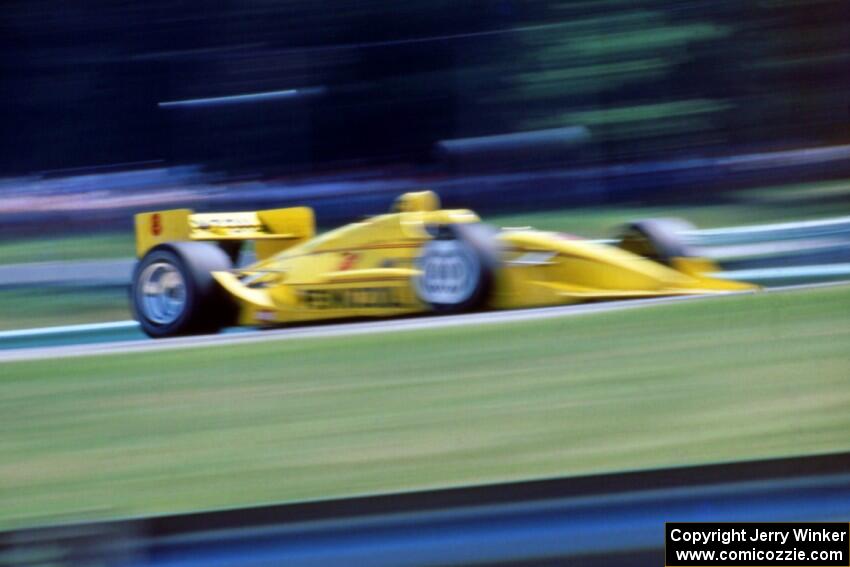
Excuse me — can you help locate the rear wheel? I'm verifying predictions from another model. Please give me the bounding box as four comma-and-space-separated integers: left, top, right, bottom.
617, 218, 696, 266
131, 242, 236, 338
414, 224, 498, 313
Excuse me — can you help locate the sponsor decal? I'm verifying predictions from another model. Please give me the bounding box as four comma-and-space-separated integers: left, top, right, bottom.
338, 252, 359, 271
380, 258, 414, 268
151, 213, 162, 236
254, 310, 276, 322
300, 288, 402, 309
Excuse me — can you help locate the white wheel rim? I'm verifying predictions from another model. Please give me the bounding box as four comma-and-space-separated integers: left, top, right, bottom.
415, 240, 480, 305
137, 262, 187, 325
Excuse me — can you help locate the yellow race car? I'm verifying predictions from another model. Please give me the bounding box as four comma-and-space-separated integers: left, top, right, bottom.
130, 191, 756, 338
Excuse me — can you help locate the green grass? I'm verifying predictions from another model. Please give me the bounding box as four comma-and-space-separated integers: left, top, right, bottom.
0, 232, 133, 265
0, 288, 130, 331
740, 178, 850, 204
1, 285, 849, 529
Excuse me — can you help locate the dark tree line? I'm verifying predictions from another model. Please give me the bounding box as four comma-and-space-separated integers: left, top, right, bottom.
1, 0, 847, 175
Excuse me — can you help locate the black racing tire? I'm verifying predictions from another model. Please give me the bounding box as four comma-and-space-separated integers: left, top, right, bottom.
617, 218, 697, 266
414, 223, 499, 313
130, 242, 237, 338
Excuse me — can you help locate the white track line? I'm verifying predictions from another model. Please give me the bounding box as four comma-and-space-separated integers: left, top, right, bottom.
1, 263, 844, 342
2, 281, 846, 364
716, 264, 850, 282
3, 297, 722, 363
694, 215, 850, 236
0, 320, 138, 340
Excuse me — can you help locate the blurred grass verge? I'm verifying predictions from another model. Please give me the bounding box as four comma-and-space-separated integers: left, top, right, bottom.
1, 179, 849, 267
490, 201, 841, 235
0, 284, 848, 529
0, 288, 129, 331
0, 232, 134, 265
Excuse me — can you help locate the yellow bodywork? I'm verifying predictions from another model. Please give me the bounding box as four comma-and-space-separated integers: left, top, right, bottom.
134, 191, 757, 327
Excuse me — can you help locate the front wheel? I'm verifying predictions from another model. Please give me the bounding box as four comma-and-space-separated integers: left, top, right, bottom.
131, 242, 236, 338
413, 224, 498, 313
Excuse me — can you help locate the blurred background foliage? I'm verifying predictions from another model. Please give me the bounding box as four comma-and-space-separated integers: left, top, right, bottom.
1, 0, 848, 174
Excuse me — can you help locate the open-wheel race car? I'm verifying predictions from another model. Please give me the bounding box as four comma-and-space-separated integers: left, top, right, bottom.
130, 191, 756, 338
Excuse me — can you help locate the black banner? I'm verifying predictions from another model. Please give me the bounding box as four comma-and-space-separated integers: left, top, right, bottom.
666, 523, 849, 566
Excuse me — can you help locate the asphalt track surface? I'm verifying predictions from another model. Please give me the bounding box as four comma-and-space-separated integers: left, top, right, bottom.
1, 280, 847, 363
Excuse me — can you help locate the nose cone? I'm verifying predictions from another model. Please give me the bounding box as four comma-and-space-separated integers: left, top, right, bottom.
499, 230, 696, 291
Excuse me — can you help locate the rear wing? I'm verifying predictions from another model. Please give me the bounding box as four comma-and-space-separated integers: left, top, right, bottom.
134, 207, 315, 260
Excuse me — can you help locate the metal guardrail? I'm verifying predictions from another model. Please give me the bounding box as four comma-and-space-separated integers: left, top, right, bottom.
0, 259, 133, 288
2, 452, 849, 567
691, 216, 850, 247
692, 217, 850, 283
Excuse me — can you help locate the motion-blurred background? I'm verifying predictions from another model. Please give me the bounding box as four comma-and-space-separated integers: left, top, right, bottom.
3, 0, 850, 172
2, 3, 850, 565
2, 0, 850, 221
